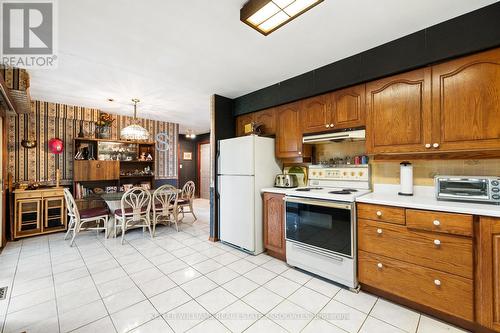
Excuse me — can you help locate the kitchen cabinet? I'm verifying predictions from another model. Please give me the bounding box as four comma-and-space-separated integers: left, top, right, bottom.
236, 113, 254, 137
301, 94, 331, 134
254, 108, 276, 136
301, 84, 366, 134
331, 84, 366, 130
275, 102, 311, 160
357, 204, 474, 322
431, 48, 500, 152
366, 68, 432, 154
263, 192, 286, 260
13, 188, 66, 239
476, 216, 500, 332
73, 160, 119, 181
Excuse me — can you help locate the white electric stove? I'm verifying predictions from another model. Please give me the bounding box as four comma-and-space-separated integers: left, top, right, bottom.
284, 165, 370, 291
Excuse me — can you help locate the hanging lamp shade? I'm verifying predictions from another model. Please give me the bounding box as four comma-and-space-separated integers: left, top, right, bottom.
120, 99, 150, 141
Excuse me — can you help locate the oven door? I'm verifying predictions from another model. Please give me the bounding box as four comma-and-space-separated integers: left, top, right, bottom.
285, 196, 354, 258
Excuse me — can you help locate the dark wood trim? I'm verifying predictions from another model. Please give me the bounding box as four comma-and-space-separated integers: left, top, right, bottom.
361, 284, 496, 333
1, 114, 7, 247
208, 236, 219, 242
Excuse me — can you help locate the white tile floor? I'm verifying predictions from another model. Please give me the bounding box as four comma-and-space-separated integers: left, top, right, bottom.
0, 199, 470, 333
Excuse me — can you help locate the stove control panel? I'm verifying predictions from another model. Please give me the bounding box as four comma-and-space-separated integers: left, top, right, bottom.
309, 166, 369, 181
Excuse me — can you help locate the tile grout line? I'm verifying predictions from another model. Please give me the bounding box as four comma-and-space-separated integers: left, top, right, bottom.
47, 236, 63, 333
0, 239, 22, 333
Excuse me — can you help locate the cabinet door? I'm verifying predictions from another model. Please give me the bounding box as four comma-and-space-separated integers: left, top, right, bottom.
235, 113, 254, 137
332, 84, 366, 129
366, 68, 432, 154
301, 94, 331, 134
15, 199, 41, 238
476, 217, 500, 332
263, 192, 285, 260
432, 48, 500, 151
276, 102, 304, 159
43, 196, 66, 232
254, 108, 276, 136
74, 160, 119, 181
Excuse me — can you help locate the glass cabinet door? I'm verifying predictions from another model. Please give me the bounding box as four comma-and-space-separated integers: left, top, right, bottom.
16, 199, 42, 237
43, 197, 66, 231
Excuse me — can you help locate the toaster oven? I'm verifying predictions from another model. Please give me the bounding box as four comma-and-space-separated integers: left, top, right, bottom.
435, 176, 500, 205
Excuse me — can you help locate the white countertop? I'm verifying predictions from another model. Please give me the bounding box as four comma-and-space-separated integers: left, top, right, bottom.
356, 185, 500, 217
261, 187, 370, 202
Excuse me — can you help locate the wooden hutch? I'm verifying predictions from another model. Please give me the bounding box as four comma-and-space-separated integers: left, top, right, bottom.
73, 138, 155, 210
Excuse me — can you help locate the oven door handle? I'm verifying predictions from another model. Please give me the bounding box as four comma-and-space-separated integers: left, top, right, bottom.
284, 196, 352, 210
291, 241, 345, 262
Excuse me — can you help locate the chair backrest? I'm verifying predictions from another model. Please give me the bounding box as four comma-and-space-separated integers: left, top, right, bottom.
181, 181, 195, 200
63, 188, 80, 221
153, 184, 178, 214
121, 187, 151, 220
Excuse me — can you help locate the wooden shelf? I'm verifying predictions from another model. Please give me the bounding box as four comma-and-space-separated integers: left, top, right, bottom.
74, 137, 155, 145
119, 160, 154, 163
120, 175, 154, 179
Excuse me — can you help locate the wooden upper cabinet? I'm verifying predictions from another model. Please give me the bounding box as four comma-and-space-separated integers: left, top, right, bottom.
276, 102, 305, 159
74, 160, 119, 181
432, 48, 500, 151
235, 113, 254, 137
301, 94, 331, 134
332, 84, 366, 129
254, 108, 276, 136
263, 192, 286, 260
476, 216, 500, 332
366, 68, 432, 154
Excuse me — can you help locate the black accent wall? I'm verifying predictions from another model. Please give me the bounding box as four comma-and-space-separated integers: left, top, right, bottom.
178, 133, 210, 197
234, 2, 500, 115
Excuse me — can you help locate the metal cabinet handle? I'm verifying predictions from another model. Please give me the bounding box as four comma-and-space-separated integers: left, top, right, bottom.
434, 279, 441, 286
326, 124, 330, 128
96, 163, 101, 168
434, 239, 441, 246
330, 123, 334, 127
298, 151, 302, 155
433, 220, 440, 226
425, 143, 431, 149
376, 211, 382, 217
377, 228, 383, 234
377, 263, 383, 269
433, 143, 440, 148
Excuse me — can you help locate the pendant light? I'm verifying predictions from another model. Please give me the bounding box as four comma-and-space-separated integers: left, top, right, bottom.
120, 98, 150, 141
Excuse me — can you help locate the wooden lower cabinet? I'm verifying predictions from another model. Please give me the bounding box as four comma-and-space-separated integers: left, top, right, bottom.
359, 250, 474, 321
476, 217, 500, 332
263, 192, 286, 260
13, 188, 67, 239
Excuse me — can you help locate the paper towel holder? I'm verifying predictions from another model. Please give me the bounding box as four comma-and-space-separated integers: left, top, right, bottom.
398, 161, 414, 196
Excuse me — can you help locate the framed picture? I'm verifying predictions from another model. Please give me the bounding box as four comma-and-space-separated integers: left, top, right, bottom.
183, 152, 192, 160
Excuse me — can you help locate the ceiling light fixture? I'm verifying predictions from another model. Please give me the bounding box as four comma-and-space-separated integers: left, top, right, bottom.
120, 99, 150, 141
185, 130, 197, 139
241, 0, 324, 35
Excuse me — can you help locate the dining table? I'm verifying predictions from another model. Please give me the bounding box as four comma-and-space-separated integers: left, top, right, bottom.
100, 188, 181, 237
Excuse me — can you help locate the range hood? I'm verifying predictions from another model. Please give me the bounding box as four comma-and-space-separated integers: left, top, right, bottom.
302, 129, 366, 144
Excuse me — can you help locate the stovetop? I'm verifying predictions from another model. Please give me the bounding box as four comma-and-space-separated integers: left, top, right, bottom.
287, 186, 371, 202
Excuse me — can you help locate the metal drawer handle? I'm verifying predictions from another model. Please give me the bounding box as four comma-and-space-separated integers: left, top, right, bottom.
376, 211, 382, 217
377, 263, 383, 269
433, 220, 440, 226
434, 239, 441, 246
425, 143, 431, 149
376, 228, 383, 235
434, 279, 441, 286
433, 143, 440, 148
326, 124, 330, 128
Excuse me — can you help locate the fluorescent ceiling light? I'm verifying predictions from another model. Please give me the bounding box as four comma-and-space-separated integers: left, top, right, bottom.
241, 0, 324, 36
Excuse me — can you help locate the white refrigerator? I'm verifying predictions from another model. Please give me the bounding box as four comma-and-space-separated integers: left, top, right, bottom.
218, 135, 281, 254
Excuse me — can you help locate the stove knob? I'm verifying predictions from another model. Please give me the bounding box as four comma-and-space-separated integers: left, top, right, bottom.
343, 172, 347, 176
351, 172, 355, 176
358, 171, 364, 176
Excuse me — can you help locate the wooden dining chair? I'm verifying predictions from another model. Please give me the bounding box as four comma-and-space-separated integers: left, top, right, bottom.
114, 187, 152, 244
152, 184, 179, 235
63, 188, 110, 246
178, 181, 196, 222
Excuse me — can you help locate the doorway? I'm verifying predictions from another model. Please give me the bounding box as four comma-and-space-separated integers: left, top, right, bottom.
198, 142, 210, 199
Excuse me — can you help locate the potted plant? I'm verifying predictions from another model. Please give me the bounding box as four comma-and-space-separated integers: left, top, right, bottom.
95, 113, 115, 139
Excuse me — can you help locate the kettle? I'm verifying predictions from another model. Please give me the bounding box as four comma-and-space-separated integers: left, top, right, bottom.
274, 174, 298, 188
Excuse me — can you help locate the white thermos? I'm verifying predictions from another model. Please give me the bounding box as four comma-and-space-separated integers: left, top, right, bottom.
399, 161, 413, 196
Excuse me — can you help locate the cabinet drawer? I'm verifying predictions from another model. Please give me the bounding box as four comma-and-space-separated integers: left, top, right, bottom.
358, 219, 473, 278
357, 203, 405, 225
406, 209, 473, 237
359, 250, 473, 321
14, 191, 42, 199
